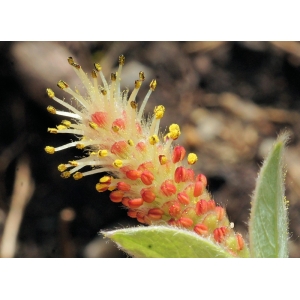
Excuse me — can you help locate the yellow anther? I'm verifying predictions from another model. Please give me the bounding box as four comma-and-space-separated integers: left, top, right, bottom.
150, 79, 157, 91
119, 54, 125, 66
101, 89, 107, 95
58, 164, 67, 172
112, 125, 119, 132
46, 88, 55, 99
169, 124, 181, 140
76, 143, 85, 149
169, 124, 180, 132
99, 176, 112, 183
56, 125, 67, 130
139, 71, 145, 81
94, 63, 102, 72
149, 134, 159, 145
154, 105, 165, 119
61, 120, 71, 128
89, 151, 97, 156
111, 73, 117, 81
130, 101, 137, 109
159, 155, 167, 165
47, 105, 56, 114
48, 128, 58, 134
98, 150, 108, 157
68, 160, 78, 166
57, 80, 68, 89
67, 57, 75, 65
127, 139, 134, 146
91, 69, 97, 78
135, 80, 142, 89
73, 172, 83, 180
113, 159, 123, 168
45, 146, 55, 154
108, 185, 117, 191
89, 122, 98, 130
61, 171, 71, 178
187, 153, 198, 165
95, 183, 108, 192
169, 130, 180, 140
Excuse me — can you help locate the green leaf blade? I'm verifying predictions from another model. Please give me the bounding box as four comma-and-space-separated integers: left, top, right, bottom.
249, 133, 289, 258
102, 226, 235, 258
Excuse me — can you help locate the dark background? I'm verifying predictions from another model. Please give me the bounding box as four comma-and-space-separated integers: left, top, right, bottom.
1, 41, 300, 257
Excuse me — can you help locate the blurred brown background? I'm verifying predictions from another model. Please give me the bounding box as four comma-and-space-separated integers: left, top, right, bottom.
0, 41, 300, 258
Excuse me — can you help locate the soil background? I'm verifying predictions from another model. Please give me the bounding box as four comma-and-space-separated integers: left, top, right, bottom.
1, 41, 300, 258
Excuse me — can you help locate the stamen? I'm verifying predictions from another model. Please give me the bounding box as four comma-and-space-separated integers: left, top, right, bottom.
137, 79, 157, 120
47, 91, 84, 118
128, 80, 142, 105
94, 62, 109, 91
116, 55, 125, 95
67, 58, 96, 101
149, 105, 165, 136
47, 106, 56, 114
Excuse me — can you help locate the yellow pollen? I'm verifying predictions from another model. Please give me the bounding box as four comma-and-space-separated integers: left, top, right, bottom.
89, 151, 97, 156
154, 105, 165, 119
98, 150, 108, 157
47, 105, 56, 114
73, 172, 83, 180
58, 164, 67, 172
45, 146, 55, 154
187, 153, 198, 165
119, 54, 125, 66
94, 63, 102, 72
127, 139, 134, 146
56, 125, 67, 130
68, 160, 78, 166
135, 80, 142, 89
61, 120, 71, 128
113, 159, 123, 168
99, 176, 111, 183
76, 143, 85, 149
112, 125, 120, 132
48, 128, 58, 134
108, 186, 117, 191
57, 80, 68, 89
89, 122, 98, 130
149, 134, 159, 145
61, 171, 71, 178
139, 71, 145, 81
46, 89, 55, 99
150, 79, 157, 91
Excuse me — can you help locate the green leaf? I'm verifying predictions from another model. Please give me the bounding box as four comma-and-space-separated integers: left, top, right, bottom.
249, 132, 289, 258
102, 225, 234, 258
